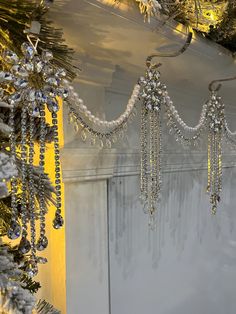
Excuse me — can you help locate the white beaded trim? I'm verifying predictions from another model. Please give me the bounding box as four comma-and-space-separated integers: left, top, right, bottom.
164, 91, 207, 132
63, 79, 140, 129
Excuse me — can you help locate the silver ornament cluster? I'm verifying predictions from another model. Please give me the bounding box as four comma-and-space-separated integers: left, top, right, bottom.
139, 65, 165, 225
0, 41, 67, 276
139, 63, 236, 218
64, 58, 236, 223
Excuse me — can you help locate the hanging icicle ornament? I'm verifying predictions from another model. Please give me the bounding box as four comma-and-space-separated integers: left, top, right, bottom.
206, 91, 224, 214
0, 36, 68, 275
139, 64, 165, 225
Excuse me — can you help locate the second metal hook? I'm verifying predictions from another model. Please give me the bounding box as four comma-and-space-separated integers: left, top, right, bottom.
208, 76, 236, 92
146, 31, 193, 68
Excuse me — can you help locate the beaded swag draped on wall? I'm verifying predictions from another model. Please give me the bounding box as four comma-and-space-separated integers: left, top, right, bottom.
1, 0, 236, 312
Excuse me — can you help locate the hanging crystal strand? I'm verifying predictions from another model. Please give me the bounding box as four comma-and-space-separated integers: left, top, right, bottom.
206, 132, 212, 193
149, 110, 156, 224
217, 136, 222, 196
18, 106, 31, 254
139, 65, 164, 224
140, 105, 148, 207
207, 90, 224, 215
154, 110, 162, 203
211, 132, 217, 215
7, 102, 21, 240
52, 111, 64, 229
36, 104, 48, 251
26, 110, 38, 277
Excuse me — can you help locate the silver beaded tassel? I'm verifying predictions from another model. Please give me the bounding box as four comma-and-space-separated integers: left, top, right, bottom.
51, 112, 64, 229
139, 65, 164, 224
7, 101, 21, 240
26, 109, 38, 277
206, 91, 224, 214
36, 104, 48, 252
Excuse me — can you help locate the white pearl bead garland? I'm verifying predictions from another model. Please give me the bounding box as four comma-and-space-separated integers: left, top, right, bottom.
63, 79, 140, 130
164, 92, 207, 132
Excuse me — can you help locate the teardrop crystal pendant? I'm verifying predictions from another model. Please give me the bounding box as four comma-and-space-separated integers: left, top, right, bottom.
7, 221, 21, 240
36, 236, 48, 251
18, 237, 31, 254
105, 139, 112, 148
53, 213, 64, 229
81, 130, 87, 142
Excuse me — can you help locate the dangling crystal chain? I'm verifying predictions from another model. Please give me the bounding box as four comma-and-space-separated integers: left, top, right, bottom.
63, 64, 236, 222
18, 106, 31, 255
7, 102, 21, 240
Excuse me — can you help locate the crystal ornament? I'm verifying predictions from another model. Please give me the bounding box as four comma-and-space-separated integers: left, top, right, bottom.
53, 213, 64, 229
1, 42, 67, 269
36, 256, 48, 264
26, 260, 38, 277
14, 78, 28, 89
21, 42, 35, 60
18, 238, 31, 254
36, 236, 48, 251
7, 221, 21, 239
42, 50, 53, 61
3, 49, 19, 64
139, 64, 164, 220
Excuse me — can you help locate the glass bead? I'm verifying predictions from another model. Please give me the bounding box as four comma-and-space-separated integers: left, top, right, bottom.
10, 93, 22, 103
23, 60, 34, 72
27, 89, 36, 102
3, 49, 19, 64
36, 236, 48, 251
55, 68, 67, 78
42, 50, 53, 61
34, 58, 44, 73
18, 237, 31, 254
21, 42, 35, 59
7, 221, 21, 239
3, 72, 14, 82
90, 137, 96, 146
45, 77, 58, 87
43, 64, 54, 76
37, 256, 48, 264
99, 139, 104, 148
61, 88, 69, 99
47, 100, 59, 113
106, 139, 112, 148
53, 213, 64, 229
26, 260, 38, 277
31, 104, 40, 117
81, 130, 87, 142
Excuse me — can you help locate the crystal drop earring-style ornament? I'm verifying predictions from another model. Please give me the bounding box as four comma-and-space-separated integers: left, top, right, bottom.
0, 30, 68, 274
139, 64, 165, 225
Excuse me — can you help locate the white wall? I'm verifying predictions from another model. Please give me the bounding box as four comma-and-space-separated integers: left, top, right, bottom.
50, 0, 236, 313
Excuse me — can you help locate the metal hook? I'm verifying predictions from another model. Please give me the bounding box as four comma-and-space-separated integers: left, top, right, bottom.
146, 31, 193, 68
208, 76, 236, 92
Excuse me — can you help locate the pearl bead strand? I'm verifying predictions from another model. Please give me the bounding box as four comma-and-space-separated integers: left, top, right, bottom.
164, 92, 207, 132
63, 79, 140, 130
